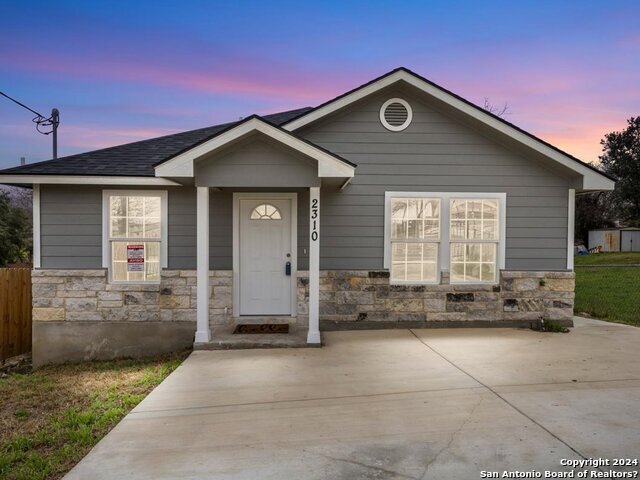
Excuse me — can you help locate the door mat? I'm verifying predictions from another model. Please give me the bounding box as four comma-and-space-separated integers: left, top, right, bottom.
233, 324, 290, 334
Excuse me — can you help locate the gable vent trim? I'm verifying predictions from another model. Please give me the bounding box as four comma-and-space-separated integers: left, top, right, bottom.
380, 98, 412, 131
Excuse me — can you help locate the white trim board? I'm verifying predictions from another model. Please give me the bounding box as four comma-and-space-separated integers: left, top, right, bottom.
0, 175, 180, 186
101, 189, 169, 279
384, 191, 507, 285
154, 117, 355, 179
32, 184, 41, 269
567, 189, 575, 271
283, 69, 614, 191
232, 192, 298, 317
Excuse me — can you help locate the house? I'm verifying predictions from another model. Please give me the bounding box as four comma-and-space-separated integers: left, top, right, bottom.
0, 67, 615, 366
588, 228, 640, 252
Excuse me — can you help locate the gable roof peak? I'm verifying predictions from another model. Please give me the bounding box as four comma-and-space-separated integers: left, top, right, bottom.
281, 67, 613, 190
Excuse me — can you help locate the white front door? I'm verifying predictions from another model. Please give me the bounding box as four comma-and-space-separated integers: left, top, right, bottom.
239, 198, 292, 315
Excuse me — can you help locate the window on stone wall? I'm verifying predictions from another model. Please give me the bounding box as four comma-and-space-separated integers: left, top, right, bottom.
389, 198, 440, 283
450, 199, 499, 283
104, 191, 167, 283
385, 192, 505, 284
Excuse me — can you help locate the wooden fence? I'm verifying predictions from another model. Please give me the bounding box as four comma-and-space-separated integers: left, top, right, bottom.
0, 268, 32, 362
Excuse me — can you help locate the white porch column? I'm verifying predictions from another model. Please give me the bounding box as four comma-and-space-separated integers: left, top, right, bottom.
307, 186, 321, 344
567, 188, 575, 271
195, 186, 211, 343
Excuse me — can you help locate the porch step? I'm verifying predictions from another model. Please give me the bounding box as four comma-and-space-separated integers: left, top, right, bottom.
194, 325, 320, 350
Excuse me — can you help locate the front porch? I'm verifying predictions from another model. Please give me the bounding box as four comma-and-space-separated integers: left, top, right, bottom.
163, 117, 355, 349
192, 186, 324, 348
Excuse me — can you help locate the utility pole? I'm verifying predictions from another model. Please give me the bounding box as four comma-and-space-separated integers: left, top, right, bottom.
51, 108, 60, 159
0, 90, 60, 160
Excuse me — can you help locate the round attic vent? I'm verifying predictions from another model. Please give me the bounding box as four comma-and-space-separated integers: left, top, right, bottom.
380, 98, 412, 131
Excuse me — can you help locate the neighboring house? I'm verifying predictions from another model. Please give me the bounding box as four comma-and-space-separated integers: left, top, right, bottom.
0, 67, 614, 366
588, 228, 640, 252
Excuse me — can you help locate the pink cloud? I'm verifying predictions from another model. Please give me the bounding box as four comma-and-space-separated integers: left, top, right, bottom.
3, 52, 636, 166
58, 124, 180, 151
619, 33, 640, 48
2, 49, 347, 103
0, 121, 179, 155
439, 61, 639, 164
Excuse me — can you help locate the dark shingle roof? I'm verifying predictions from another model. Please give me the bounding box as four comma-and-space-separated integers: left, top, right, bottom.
0, 107, 313, 177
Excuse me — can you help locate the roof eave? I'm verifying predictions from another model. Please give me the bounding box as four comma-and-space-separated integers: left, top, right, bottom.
0, 175, 180, 186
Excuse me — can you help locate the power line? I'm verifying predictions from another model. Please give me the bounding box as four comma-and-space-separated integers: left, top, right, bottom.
0, 90, 46, 118
0, 89, 60, 158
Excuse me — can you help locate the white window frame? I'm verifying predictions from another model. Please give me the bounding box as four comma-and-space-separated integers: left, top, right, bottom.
385, 196, 442, 285
102, 190, 168, 283
384, 192, 506, 285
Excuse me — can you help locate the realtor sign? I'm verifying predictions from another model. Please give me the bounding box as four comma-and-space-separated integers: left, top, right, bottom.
127, 244, 145, 272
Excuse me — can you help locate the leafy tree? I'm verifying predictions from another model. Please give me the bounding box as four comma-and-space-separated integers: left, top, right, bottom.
599, 116, 640, 226
0, 191, 32, 266
574, 191, 616, 245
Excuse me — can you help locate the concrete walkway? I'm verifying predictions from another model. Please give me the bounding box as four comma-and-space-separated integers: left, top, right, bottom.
65, 317, 640, 479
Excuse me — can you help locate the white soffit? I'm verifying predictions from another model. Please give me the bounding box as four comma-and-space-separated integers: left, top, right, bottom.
283, 69, 614, 191
154, 117, 355, 179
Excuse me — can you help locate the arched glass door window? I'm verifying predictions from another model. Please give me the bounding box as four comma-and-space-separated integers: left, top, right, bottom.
250, 203, 282, 220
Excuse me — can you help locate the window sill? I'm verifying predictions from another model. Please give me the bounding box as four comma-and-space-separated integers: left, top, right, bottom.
105, 281, 162, 292
389, 279, 499, 287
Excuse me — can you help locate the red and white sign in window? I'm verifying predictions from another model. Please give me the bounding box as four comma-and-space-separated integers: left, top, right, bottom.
127, 244, 145, 272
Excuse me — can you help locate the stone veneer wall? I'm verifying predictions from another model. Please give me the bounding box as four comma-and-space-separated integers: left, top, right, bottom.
32, 270, 233, 326
297, 270, 574, 328
32, 269, 574, 329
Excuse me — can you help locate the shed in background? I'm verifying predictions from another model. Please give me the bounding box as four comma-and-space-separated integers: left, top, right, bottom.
620, 228, 640, 252
588, 228, 640, 252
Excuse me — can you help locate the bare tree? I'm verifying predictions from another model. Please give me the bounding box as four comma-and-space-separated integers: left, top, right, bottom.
0, 185, 32, 210
483, 98, 511, 118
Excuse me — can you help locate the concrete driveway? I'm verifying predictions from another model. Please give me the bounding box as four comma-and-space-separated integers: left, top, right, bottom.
66, 317, 640, 479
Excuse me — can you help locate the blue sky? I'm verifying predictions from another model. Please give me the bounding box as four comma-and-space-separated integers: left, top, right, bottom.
0, 0, 638, 169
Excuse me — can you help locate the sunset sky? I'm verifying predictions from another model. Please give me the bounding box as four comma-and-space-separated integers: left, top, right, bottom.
1, 0, 638, 169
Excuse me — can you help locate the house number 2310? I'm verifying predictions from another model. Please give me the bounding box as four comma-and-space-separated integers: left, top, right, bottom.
311, 198, 318, 242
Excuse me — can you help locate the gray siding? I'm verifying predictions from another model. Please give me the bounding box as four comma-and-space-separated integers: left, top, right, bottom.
168, 189, 234, 270
167, 187, 197, 269
40, 185, 103, 268
195, 137, 319, 188
41, 185, 200, 269
40, 185, 308, 270
40, 85, 573, 272
299, 85, 571, 271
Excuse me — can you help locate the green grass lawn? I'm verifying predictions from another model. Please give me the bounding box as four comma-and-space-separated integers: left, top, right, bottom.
574, 252, 640, 326
574, 252, 640, 266
0, 352, 189, 480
